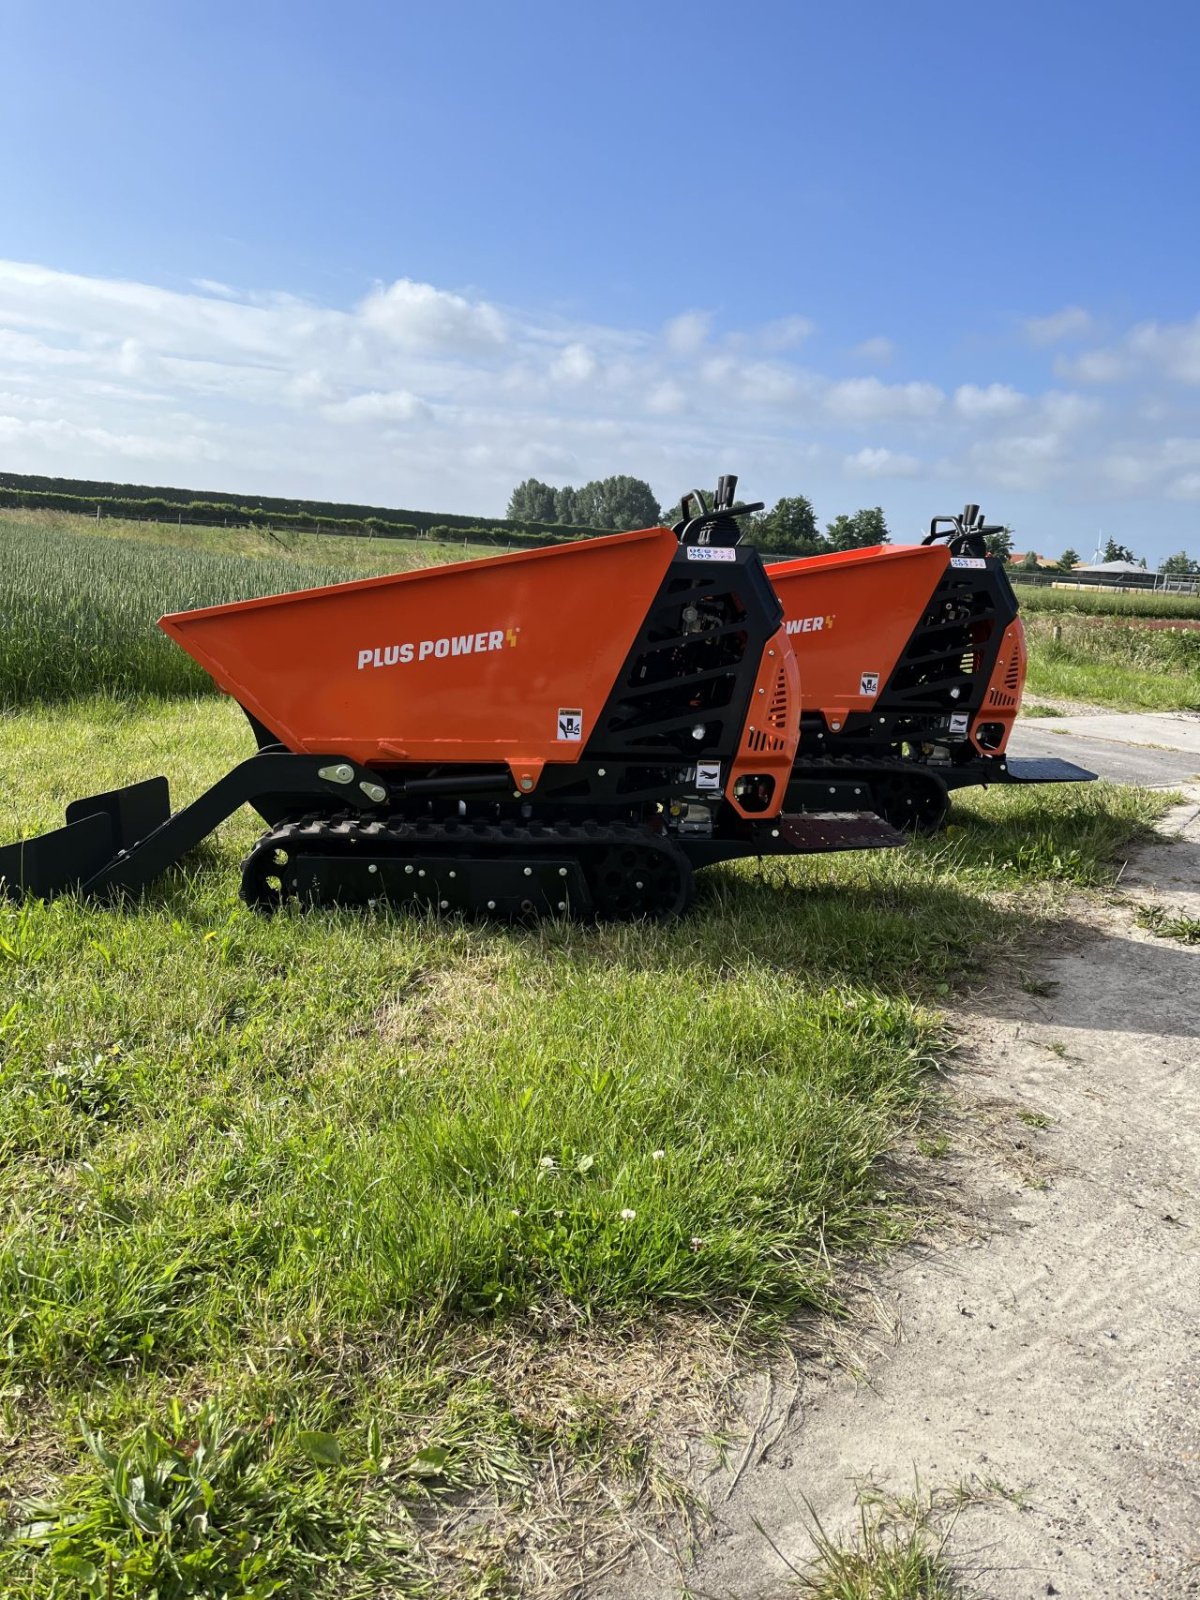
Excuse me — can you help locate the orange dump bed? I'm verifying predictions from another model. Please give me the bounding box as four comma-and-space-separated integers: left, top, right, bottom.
767, 544, 950, 723
161, 527, 678, 769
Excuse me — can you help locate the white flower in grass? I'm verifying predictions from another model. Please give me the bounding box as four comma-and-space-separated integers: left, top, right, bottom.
619, 1208, 637, 1222
538, 1155, 556, 1170
689, 1236, 706, 1251
651, 1149, 665, 1160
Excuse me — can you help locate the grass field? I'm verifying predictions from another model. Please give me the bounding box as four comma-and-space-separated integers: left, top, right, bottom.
1023, 612, 1200, 711
0, 504, 1182, 1593
1013, 581, 1200, 619
0, 695, 1167, 1597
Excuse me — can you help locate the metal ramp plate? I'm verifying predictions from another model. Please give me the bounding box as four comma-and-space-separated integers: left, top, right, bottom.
775, 811, 907, 853
1003, 758, 1097, 784
0, 811, 115, 899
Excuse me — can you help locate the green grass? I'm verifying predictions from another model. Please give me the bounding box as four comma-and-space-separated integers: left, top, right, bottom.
0, 696, 1169, 1597
1014, 582, 1200, 619
1135, 903, 1200, 944
1023, 613, 1200, 710
0, 512, 494, 704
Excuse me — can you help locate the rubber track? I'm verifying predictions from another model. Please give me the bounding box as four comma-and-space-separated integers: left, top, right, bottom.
240, 811, 692, 917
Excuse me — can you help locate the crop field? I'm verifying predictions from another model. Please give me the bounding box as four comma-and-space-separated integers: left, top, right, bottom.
0, 512, 492, 703
0, 506, 1177, 1595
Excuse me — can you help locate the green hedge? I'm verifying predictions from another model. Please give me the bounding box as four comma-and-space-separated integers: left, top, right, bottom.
0, 472, 607, 543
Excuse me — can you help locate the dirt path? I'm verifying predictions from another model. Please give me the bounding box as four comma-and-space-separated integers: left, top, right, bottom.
608, 793, 1200, 1599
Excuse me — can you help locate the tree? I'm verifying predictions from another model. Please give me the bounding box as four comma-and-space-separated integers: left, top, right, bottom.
1019, 550, 1040, 572
553, 485, 578, 525
826, 506, 890, 552
584, 474, 661, 530
756, 495, 825, 556
507, 474, 659, 530
1103, 536, 1137, 564
506, 478, 558, 524
1059, 548, 1081, 571
984, 524, 1014, 561
1160, 550, 1197, 576
659, 488, 712, 527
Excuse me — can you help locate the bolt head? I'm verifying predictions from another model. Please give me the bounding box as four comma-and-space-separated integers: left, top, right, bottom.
404, 864, 414, 874
520, 777, 533, 790
523, 866, 533, 876
368, 863, 378, 874
487, 899, 496, 909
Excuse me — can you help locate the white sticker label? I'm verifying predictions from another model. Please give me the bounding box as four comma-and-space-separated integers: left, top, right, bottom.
556, 708, 583, 742
950, 556, 987, 568
859, 672, 880, 697
687, 545, 737, 562
695, 761, 723, 791
948, 713, 969, 735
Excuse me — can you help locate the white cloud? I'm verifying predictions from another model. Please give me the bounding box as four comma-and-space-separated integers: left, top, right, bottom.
323, 389, 432, 424
357, 277, 506, 350
844, 447, 922, 478
662, 310, 711, 355
549, 342, 598, 384
1054, 348, 1128, 384
954, 383, 1025, 419
1038, 390, 1100, 430
825, 377, 943, 422
1127, 316, 1200, 384
850, 336, 896, 364
1025, 306, 1094, 345
0, 255, 1196, 556
758, 315, 814, 351
645, 380, 687, 415
1054, 315, 1200, 387
969, 432, 1065, 489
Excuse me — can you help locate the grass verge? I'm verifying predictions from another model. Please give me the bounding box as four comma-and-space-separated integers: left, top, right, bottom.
0, 698, 1170, 1596
1024, 613, 1200, 710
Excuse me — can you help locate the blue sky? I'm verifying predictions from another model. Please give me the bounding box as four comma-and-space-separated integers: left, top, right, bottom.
2, 0, 1198, 559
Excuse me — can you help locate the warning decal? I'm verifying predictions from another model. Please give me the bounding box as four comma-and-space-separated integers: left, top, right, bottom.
695, 761, 723, 791
948, 713, 969, 735
859, 671, 880, 697
556, 708, 584, 742
686, 546, 736, 562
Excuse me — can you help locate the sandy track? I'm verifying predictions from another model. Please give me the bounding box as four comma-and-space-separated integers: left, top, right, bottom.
607, 794, 1200, 1600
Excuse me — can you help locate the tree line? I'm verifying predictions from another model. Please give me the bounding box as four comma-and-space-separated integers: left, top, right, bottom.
508, 477, 895, 556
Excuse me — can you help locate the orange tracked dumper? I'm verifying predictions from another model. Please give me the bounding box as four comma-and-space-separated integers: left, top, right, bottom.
0, 477, 904, 919
765, 505, 1095, 829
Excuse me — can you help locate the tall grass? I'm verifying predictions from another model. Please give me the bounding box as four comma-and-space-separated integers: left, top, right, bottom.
1023, 613, 1200, 709
1014, 582, 1200, 619
0, 521, 355, 702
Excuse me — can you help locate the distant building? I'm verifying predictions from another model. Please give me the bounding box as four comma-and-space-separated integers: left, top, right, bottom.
1007, 552, 1060, 568
1073, 559, 1146, 575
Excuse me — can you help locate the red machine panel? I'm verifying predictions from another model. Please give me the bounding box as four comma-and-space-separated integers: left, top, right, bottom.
161, 527, 679, 768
